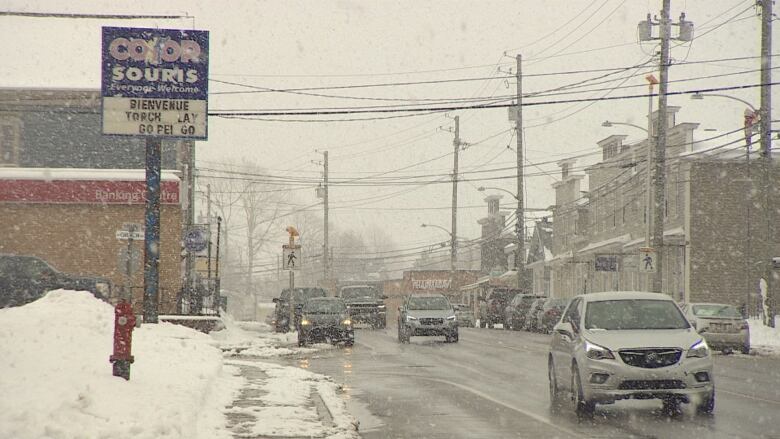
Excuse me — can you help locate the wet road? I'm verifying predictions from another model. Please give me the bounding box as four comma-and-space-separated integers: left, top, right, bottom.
291, 326, 780, 439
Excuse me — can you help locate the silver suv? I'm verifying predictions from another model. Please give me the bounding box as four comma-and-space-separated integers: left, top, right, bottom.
398, 293, 459, 343
548, 291, 714, 418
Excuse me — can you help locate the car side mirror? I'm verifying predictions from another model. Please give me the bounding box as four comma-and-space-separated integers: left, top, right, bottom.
553, 321, 574, 338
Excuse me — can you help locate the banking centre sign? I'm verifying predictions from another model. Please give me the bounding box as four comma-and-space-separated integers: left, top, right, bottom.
101, 27, 209, 139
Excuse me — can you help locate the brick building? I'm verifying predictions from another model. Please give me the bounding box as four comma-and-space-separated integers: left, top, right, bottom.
547, 107, 779, 312
0, 88, 191, 314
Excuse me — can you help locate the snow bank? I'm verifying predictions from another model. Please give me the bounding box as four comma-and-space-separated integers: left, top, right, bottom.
213, 314, 334, 358
749, 316, 780, 356
0, 290, 242, 439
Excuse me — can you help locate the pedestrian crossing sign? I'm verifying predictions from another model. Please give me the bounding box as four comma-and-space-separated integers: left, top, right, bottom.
283, 244, 302, 271
639, 247, 656, 273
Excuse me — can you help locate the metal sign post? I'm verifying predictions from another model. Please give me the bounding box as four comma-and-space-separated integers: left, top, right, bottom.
101, 27, 209, 323
285, 227, 299, 330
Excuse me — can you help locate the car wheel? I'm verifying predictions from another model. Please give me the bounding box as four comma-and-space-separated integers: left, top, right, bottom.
451, 330, 459, 343
696, 389, 715, 415
297, 335, 306, 347
504, 320, 511, 330
548, 358, 563, 411
573, 366, 595, 419
741, 344, 750, 355
344, 339, 354, 347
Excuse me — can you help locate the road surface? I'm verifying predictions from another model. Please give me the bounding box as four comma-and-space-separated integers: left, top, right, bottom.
287, 325, 780, 438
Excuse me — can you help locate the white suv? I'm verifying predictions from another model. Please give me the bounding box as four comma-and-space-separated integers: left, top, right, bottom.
548, 291, 714, 418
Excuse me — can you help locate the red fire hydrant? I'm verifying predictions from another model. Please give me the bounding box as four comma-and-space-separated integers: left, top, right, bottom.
109, 300, 136, 380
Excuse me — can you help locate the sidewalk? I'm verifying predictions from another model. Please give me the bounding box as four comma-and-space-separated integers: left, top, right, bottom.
215, 319, 360, 439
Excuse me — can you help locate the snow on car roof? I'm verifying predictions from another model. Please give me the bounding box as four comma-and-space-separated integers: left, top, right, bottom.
580, 291, 674, 302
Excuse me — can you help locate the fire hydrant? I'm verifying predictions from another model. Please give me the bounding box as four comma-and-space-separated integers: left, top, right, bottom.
109, 300, 136, 380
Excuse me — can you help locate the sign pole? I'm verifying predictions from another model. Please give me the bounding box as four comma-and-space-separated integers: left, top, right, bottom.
125, 224, 135, 301
143, 137, 161, 323
288, 233, 295, 331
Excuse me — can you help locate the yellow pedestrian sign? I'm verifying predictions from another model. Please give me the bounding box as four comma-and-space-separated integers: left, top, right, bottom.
639, 247, 656, 273
283, 244, 301, 271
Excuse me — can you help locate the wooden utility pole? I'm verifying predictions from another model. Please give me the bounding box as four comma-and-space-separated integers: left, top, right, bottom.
652, 0, 671, 293
759, 0, 774, 326
451, 116, 460, 277
515, 54, 527, 291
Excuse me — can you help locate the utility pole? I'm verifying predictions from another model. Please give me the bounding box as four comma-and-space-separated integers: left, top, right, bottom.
759, 0, 774, 327
451, 116, 460, 280
515, 54, 527, 291
185, 141, 196, 312
652, 0, 672, 293
206, 183, 212, 279
323, 150, 330, 283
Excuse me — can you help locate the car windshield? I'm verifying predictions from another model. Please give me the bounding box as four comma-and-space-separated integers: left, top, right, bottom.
283, 288, 326, 302
408, 296, 450, 310
692, 304, 742, 318
303, 300, 346, 314
585, 299, 690, 330
341, 287, 377, 300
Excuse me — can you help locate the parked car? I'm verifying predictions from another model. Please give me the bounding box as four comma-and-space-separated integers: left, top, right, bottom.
548, 291, 714, 418
297, 297, 354, 347
398, 293, 459, 343
503, 294, 544, 330
453, 303, 476, 328
0, 254, 112, 308
537, 298, 569, 333
339, 284, 387, 329
522, 298, 546, 331
680, 302, 750, 354
485, 287, 521, 328
272, 287, 327, 332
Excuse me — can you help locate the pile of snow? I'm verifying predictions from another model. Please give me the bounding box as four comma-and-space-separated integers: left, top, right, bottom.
749, 316, 780, 356
0, 290, 241, 439
213, 314, 333, 358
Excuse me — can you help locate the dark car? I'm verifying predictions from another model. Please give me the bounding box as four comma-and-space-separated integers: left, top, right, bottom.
485, 287, 521, 329
522, 298, 546, 331
398, 293, 459, 343
272, 287, 327, 332
537, 298, 569, 333
298, 297, 354, 347
504, 294, 544, 330
0, 254, 112, 308
339, 284, 387, 329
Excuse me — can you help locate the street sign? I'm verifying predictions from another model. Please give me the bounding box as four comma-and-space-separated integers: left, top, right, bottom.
101, 27, 209, 139
116, 229, 144, 240
283, 244, 302, 271
595, 254, 619, 272
639, 247, 657, 273
184, 227, 210, 253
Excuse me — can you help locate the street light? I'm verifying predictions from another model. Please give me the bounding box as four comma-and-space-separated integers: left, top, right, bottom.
691, 92, 759, 316
421, 223, 457, 295
601, 120, 649, 133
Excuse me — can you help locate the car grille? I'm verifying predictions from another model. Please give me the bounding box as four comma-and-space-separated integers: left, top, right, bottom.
420, 318, 444, 326
618, 349, 682, 368
618, 379, 686, 390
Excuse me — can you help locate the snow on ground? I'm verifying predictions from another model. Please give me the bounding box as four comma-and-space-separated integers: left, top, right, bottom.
749, 316, 780, 356
0, 290, 241, 439
0, 291, 359, 439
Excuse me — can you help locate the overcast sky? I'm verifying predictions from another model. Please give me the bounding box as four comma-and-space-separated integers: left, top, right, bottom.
1, 0, 777, 271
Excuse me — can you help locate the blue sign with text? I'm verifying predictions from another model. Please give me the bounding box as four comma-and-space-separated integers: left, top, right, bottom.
101, 27, 209, 100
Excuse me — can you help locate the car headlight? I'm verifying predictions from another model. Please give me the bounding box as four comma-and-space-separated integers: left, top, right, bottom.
585, 340, 615, 360
446, 315, 456, 321
687, 339, 710, 358
300, 319, 311, 326
342, 319, 352, 326
406, 315, 417, 322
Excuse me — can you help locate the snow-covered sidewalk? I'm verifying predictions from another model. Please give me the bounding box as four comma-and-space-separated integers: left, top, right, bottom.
748, 316, 780, 356
0, 291, 358, 439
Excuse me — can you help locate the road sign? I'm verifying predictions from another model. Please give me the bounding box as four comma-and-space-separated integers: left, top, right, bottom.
101, 27, 209, 139
116, 229, 144, 240
595, 254, 619, 272
184, 227, 210, 253
283, 244, 302, 271
639, 247, 657, 273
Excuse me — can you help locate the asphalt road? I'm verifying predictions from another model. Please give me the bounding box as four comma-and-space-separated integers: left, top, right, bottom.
289, 325, 780, 439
